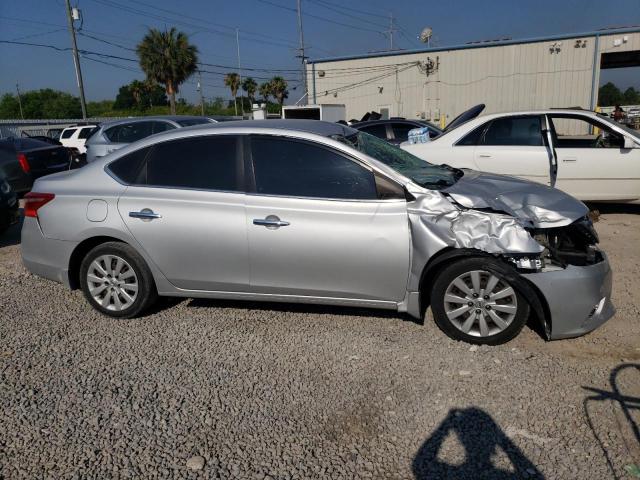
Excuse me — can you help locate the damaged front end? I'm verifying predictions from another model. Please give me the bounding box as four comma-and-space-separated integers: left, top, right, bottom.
404, 173, 614, 340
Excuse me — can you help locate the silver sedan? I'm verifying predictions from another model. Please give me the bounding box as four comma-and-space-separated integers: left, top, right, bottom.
21, 120, 614, 345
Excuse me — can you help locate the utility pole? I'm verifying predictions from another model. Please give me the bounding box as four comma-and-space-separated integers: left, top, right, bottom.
64, 0, 87, 119
197, 70, 205, 116
15, 82, 24, 120
236, 28, 244, 118
296, 0, 308, 104
386, 13, 396, 51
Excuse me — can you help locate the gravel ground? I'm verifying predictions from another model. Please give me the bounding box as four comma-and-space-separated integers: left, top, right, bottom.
1, 206, 639, 479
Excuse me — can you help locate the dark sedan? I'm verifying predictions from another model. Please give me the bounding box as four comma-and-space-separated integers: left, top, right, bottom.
0, 138, 71, 194
350, 118, 442, 145
0, 170, 19, 235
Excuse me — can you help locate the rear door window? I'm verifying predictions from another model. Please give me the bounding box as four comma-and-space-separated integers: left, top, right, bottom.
481, 116, 543, 146
250, 136, 377, 200
144, 136, 241, 191
105, 122, 154, 143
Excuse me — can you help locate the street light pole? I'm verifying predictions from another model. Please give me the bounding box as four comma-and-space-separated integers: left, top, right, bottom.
197, 70, 205, 116
15, 82, 24, 120
64, 0, 87, 119
296, 0, 308, 104
236, 28, 244, 118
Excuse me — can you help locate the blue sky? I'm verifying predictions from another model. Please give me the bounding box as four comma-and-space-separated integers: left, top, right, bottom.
1, 0, 639, 103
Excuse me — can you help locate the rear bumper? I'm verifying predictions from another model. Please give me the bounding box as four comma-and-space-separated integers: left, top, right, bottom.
21, 217, 77, 288
524, 254, 615, 340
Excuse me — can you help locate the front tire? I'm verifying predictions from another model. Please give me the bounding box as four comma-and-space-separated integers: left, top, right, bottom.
80, 241, 157, 318
430, 258, 529, 345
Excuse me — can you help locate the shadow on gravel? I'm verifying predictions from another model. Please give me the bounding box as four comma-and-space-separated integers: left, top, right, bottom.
187, 297, 418, 322
0, 213, 22, 248
412, 407, 543, 479
583, 363, 640, 480
586, 203, 640, 216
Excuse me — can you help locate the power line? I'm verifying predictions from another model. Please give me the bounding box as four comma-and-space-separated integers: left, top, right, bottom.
306, 0, 388, 29
256, 0, 384, 35
305, 0, 390, 20
89, 0, 299, 50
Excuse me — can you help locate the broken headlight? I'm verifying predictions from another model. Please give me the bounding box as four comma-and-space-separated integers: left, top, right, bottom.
504, 255, 544, 271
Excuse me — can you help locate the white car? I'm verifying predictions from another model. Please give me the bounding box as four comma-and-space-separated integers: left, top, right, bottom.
59, 125, 98, 154
402, 105, 640, 203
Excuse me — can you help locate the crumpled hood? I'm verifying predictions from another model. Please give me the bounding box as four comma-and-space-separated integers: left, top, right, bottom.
442, 169, 588, 228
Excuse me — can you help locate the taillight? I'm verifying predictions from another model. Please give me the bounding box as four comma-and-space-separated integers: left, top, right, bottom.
17, 153, 30, 173
24, 192, 55, 218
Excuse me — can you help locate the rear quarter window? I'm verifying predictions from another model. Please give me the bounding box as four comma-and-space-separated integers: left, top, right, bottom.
60, 128, 77, 139
107, 147, 151, 184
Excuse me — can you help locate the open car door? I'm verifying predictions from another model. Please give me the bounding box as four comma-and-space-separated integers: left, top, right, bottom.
542, 116, 558, 187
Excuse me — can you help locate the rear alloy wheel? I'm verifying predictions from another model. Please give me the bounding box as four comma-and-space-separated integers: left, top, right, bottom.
430, 258, 529, 345
80, 242, 157, 318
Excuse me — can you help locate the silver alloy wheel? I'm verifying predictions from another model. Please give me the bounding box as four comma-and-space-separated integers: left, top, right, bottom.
443, 270, 518, 338
87, 254, 139, 311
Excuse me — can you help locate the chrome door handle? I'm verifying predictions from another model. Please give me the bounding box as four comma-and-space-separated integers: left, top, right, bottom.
562, 157, 577, 162
253, 215, 290, 229
129, 208, 162, 220
478, 154, 492, 158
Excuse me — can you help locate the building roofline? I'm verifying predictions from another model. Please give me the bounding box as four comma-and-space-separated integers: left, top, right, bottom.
308, 26, 640, 64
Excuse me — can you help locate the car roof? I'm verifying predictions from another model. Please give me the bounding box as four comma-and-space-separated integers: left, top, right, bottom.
98, 115, 213, 128
178, 119, 358, 137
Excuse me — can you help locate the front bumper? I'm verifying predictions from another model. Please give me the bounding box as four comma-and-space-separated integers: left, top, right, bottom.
523, 254, 615, 340
21, 217, 77, 288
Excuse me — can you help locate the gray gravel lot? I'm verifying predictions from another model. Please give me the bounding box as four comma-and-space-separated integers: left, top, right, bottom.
1, 207, 639, 479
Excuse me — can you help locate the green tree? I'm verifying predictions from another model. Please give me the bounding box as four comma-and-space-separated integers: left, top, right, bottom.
0, 89, 81, 119
136, 27, 199, 115
242, 77, 258, 106
0, 93, 21, 119
269, 76, 289, 110
113, 84, 136, 109
224, 72, 240, 115
623, 87, 640, 105
598, 82, 623, 107
259, 81, 272, 103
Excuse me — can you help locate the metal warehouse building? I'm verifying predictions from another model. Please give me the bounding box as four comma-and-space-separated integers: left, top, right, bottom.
306, 27, 640, 126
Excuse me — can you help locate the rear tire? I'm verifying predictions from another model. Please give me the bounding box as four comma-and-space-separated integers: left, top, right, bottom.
80, 241, 157, 318
430, 257, 529, 345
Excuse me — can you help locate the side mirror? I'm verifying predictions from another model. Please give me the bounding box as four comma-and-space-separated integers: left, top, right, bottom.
624, 136, 638, 149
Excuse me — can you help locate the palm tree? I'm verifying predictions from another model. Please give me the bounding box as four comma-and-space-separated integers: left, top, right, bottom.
224, 72, 240, 115
136, 27, 198, 115
270, 76, 289, 110
242, 77, 258, 107
259, 81, 272, 103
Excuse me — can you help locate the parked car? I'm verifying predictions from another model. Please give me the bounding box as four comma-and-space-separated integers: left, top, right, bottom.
0, 171, 19, 235
351, 118, 442, 145
22, 120, 613, 345
21, 132, 63, 146
59, 125, 98, 154
0, 137, 71, 194
85, 116, 217, 163
402, 105, 640, 203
